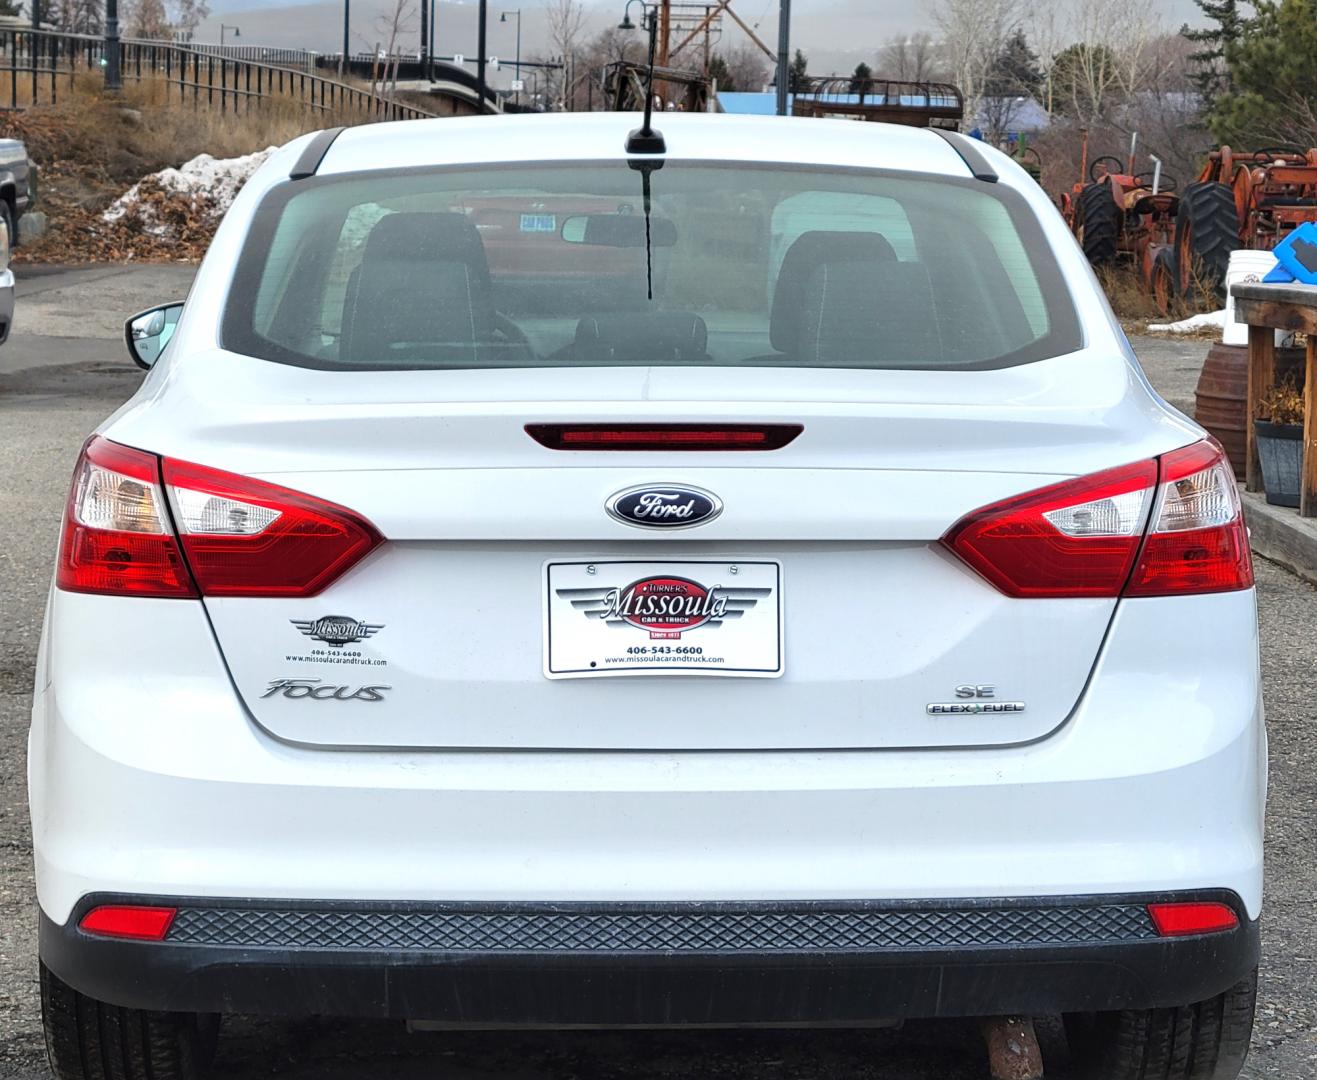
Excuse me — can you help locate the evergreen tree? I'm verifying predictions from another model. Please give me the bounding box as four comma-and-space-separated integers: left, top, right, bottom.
708, 53, 734, 92
849, 60, 873, 94
788, 48, 808, 92
984, 27, 1041, 97
0, 1, 22, 16
1183, 0, 1252, 106
1209, 0, 1317, 146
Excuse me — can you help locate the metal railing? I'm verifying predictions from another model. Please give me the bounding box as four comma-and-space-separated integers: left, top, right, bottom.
0, 28, 436, 120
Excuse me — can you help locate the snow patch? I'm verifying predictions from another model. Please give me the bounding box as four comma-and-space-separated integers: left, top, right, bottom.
1146, 310, 1228, 334
102, 146, 279, 233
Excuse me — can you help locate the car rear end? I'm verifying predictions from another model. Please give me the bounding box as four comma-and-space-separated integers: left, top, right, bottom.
30, 115, 1264, 1079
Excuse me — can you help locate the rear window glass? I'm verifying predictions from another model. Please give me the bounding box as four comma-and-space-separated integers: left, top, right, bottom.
222, 161, 1080, 372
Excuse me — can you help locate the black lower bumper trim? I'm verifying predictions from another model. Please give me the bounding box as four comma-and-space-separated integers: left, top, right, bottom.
41, 892, 1259, 1025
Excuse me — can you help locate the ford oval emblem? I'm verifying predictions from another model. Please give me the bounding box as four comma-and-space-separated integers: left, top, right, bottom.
606, 484, 723, 529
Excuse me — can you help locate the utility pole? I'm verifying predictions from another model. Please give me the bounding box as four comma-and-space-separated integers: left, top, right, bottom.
775, 0, 790, 116
104, 0, 122, 91
477, 0, 488, 110
430, 0, 437, 78
420, 0, 428, 76
341, 0, 350, 79
658, 0, 671, 66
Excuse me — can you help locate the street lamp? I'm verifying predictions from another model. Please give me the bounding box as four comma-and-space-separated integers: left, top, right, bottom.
500, 10, 521, 105
220, 23, 240, 46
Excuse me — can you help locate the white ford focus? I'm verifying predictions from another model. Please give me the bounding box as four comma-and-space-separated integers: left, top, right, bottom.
30, 114, 1264, 1080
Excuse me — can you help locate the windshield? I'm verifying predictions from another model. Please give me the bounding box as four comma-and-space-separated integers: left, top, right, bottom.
221, 161, 1080, 372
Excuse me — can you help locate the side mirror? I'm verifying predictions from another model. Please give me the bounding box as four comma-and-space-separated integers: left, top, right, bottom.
0, 217, 12, 346
560, 214, 678, 248
125, 303, 184, 369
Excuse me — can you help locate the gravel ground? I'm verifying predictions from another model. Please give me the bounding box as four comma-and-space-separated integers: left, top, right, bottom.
0, 270, 1314, 1079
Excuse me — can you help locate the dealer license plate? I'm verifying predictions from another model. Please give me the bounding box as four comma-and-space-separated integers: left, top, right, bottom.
544, 560, 783, 679
520, 213, 557, 233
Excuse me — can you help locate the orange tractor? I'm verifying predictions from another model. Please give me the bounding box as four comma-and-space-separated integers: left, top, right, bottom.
1062, 139, 1317, 311
1059, 139, 1182, 312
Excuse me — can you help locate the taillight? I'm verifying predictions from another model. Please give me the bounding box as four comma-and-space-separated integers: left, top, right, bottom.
162, 459, 382, 597
57, 438, 197, 598
943, 439, 1252, 599
57, 437, 382, 599
1124, 441, 1253, 596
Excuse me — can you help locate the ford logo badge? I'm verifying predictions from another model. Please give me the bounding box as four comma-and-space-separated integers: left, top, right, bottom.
606, 485, 723, 529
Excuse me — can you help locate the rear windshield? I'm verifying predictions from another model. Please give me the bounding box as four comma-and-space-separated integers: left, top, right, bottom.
222, 161, 1080, 372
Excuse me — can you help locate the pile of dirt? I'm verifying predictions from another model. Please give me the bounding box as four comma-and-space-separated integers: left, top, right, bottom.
0, 94, 297, 263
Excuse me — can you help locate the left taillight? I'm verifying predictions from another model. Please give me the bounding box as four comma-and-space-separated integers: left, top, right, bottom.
58, 437, 382, 599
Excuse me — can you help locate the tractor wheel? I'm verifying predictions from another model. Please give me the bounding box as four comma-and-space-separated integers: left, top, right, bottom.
1175, 181, 1240, 303
1077, 182, 1120, 265
1152, 248, 1177, 315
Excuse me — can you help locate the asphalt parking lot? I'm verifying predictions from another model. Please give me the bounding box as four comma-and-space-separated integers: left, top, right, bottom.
1, 266, 1314, 1079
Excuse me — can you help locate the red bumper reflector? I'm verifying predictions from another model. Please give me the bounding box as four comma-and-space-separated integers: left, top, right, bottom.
1147, 902, 1239, 937
79, 905, 177, 941
525, 424, 803, 451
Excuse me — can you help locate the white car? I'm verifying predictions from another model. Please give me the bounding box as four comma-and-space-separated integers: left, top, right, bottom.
30, 114, 1263, 1080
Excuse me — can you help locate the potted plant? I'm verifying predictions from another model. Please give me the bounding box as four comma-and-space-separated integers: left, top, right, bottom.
1255, 379, 1305, 508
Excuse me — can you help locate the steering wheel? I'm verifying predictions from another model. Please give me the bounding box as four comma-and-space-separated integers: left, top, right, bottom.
1252, 145, 1306, 162
1133, 171, 1178, 191
1089, 155, 1124, 182
1016, 146, 1042, 167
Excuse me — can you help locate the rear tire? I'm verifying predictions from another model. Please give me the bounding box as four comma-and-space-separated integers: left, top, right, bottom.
1077, 181, 1120, 264
1064, 969, 1257, 1080
1175, 182, 1240, 303
41, 962, 219, 1080
1152, 248, 1178, 315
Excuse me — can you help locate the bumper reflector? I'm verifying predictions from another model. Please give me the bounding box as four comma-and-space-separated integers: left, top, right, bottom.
79, 905, 177, 941
1147, 901, 1239, 937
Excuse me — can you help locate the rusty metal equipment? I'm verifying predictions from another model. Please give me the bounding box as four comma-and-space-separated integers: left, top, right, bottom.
790, 77, 964, 128
605, 59, 711, 113
1059, 133, 1181, 312
1176, 145, 1317, 298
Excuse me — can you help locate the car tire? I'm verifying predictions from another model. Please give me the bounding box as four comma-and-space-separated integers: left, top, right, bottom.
1077, 181, 1120, 265
41, 962, 220, 1080
1064, 968, 1257, 1080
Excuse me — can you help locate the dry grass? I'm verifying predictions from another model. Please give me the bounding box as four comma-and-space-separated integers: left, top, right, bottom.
1097, 259, 1221, 336
0, 71, 381, 263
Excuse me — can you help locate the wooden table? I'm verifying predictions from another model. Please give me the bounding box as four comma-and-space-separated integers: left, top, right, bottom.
1232, 282, 1317, 516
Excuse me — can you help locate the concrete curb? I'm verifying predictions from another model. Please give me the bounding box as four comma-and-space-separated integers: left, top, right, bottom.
1243, 491, 1317, 588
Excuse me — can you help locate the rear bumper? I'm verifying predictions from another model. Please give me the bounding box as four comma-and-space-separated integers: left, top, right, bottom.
42, 892, 1259, 1024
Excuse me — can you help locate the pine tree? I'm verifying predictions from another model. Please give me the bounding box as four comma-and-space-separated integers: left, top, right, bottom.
0, 1, 23, 16
984, 27, 1041, 97
1183, 0, 1251, 106
788, 48, 808, 92
849, 60, 873, 94
1209, 0, 1317, 146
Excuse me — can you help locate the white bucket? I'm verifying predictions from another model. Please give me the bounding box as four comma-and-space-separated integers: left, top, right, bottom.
1223, 249, 1294, 347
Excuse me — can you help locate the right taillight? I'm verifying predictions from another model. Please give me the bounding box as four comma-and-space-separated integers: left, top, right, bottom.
1124, 440, 1253, 596
943, 439, 1252, 599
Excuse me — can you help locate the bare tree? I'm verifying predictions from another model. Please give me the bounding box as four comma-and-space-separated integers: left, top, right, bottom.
123, 0, 170, 38
547, 0, 588, 105
932, 0, 1021, 128
878, 32, 942, 82
374, 0, 419, 100
722, 43, 771, 92
1052, 0, 1164, 124
50, 0, 104, 34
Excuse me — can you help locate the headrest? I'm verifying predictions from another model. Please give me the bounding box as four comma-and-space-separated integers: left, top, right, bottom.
361, 212, 491, 285
770, 231, 897, 353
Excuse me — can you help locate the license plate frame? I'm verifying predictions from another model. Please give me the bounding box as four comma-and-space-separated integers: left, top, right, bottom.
544, 560, 783, 679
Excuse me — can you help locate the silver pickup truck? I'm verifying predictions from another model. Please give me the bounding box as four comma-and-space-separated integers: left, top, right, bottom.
0, 136, 32, 344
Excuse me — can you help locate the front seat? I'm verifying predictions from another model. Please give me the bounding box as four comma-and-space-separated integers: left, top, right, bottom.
768, 230, 943, 367
340, 212, 522, 366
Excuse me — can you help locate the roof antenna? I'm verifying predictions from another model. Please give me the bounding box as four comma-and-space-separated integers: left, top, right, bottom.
619, 1, 666, 155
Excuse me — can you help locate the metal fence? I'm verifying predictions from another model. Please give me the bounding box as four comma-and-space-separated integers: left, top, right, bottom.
0, 27, 436, 120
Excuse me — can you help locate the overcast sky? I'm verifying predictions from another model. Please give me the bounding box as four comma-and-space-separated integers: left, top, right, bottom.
199, 0, 1209, 78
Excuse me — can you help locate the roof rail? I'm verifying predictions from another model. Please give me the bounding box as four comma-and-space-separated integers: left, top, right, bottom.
932, 129, 998, 183
289, 127, 346, 181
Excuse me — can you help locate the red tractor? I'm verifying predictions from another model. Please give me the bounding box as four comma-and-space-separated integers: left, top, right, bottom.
1059, 145, 1181, 312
